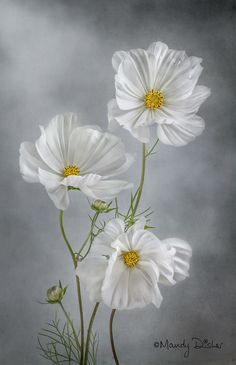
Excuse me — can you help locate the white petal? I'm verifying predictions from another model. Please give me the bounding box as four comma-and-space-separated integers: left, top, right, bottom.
137, 259, 163, 308
47, 185, 70, 210
111, 233, 132, 252
115, 49, 157, 110
167, 85, 211, 115
117, 49, 151, 94
126, 227, 176, 286
68, 126, 132, 177
36, 126, 64, 173
157, 116, 205, 146
108, 98, 154, 139
64, 173, 132, 200
106, 153, 134, 178
102, 253, 129, 309
147, 41, 169, 59
130, 217, 146, 231
38, 168, 69, 210
130, 124, 150, 143
84, 178, 133, 200
126, 217, 146, 241
115, 79, 144, 110
19, 142, 47, 183
162, 238, 192, 282
128, 229, 161, 254
43, 113, 80, 165
161, 56, 203, 100
102, 252, 159, 309
76, 256, 108, 301
91, 218, 125, 257
103, 218, 125, 240
112, 50, 128, 71
108, 99, 149, 133
152, 47, 187, 90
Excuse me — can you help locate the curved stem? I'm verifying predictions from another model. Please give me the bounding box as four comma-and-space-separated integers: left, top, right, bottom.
59, 210, 84, 363
109, 309, 120, 365
59, 302, 81, 352
83, 302, 100, 365
77, 212, 99, 259
133, 143, 146, 215
76, 276, 84, 364
59, 210, 76, 268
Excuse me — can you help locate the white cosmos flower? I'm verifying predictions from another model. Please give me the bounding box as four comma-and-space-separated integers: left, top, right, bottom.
108, 41, 211, 146
19, 113, 133, 210
77, 217, 192, 310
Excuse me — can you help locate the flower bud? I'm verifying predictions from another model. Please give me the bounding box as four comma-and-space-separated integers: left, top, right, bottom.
46, 285, 67, 304
91, 200, 109, 213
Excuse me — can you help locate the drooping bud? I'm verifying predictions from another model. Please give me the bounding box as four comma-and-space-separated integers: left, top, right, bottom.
91, 200, 109, 213
46, 283, 67, 304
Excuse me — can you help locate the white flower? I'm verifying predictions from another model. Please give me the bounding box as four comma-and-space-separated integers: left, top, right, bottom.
19, 113, 133, 210
108, 41, 211, 146
77, 218, 192, 310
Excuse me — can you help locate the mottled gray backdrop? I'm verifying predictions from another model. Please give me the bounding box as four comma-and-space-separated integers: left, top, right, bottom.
0, 0, 235, 364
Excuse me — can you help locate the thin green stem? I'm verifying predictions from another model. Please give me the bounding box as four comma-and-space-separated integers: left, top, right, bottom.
145, 138, 159, 157
83, 302, 100, 365
59, 210, 76, 268
133, 143, 146, 215
59, 302, 81, 352
109, 309, 120, 365
77, 212, 99, 259
76, 276, 84, 364
59, 210, 84, 363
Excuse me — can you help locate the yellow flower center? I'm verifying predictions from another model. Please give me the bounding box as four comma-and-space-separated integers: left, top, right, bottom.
144, 89, 164, 109
63, 165, 80, 177
123, 250, 139, 268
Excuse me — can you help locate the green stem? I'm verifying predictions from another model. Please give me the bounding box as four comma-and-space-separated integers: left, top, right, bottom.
59, 210, 76, 268
133, 143, 146, 215
59, 302, 81, 352
76, 276, 84, 364
59, 210, 84, 364
77, 212, 99, 259
109, 309, 120, 365
83, 302, 100, 365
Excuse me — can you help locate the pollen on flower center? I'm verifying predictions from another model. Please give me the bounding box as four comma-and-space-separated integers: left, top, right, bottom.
63, 165, 80, 177
123, 250, 139, 268
144, 89, 164, 109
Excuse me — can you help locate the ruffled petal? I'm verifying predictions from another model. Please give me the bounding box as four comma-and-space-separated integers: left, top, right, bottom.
76, 256, 108, 301
43, 113, 80, 165
91, 218, 125, 257
108, 99, 150, 142
115, 49, 157, 110
68, 126, 132, 177
38, 168, 68, 210
84, 178, 132, 200
137, 259, 163, 308
162, 238, 192, 282
130, 124, 150, 143
112, 50, 128, 71
63, 173, 132, 200
125, 226, 176, 286
102, 252, 160, 309
19, 142, 47, 183
166, 85, 211, 115
161, 56, 203, 101
147, 41, 169, 61
36, 126, 64, 173
157, 116, 205, 146
128, 217, 146, 233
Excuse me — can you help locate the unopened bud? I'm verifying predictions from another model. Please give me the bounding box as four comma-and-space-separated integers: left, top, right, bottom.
91, 200, 109, 213
46, 284, 67, 304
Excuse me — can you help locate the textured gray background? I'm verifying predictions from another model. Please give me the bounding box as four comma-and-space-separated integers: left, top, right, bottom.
0, 0, 235, 364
